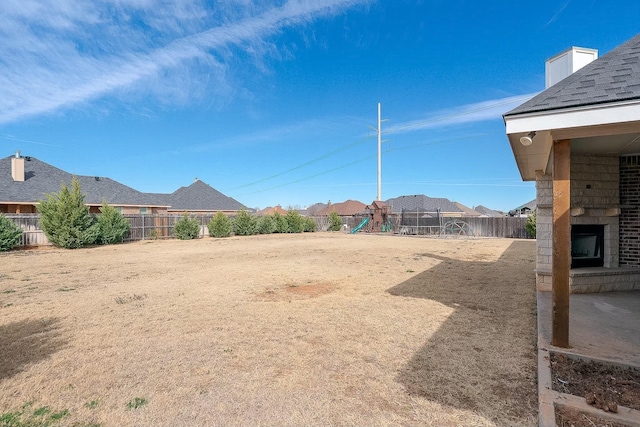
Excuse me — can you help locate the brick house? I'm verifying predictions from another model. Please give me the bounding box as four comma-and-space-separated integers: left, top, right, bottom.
504, 35, 640, 346
0, 153, 246, 214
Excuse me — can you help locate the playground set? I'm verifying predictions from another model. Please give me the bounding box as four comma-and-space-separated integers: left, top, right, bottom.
351, 200, 393, 234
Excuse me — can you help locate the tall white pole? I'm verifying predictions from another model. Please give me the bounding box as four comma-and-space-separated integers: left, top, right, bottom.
377, 102, 382, 201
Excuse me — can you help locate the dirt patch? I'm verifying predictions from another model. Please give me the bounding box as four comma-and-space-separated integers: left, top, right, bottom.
551, 352, 640, 415
555, 405, 631, 427
257, 281, 335, 301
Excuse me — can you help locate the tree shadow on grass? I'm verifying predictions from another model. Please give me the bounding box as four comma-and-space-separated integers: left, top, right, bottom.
387, 240, 538, 425
0, 317, 66, 380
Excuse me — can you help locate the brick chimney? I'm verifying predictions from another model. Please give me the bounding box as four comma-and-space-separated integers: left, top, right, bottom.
11, 151, 24, 182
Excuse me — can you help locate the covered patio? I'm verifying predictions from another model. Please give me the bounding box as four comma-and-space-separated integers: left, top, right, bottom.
504, 34, 640, 348
505, 34, 640, 426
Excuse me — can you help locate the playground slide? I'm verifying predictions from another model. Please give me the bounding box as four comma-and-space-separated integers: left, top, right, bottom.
351, 217, 369, 234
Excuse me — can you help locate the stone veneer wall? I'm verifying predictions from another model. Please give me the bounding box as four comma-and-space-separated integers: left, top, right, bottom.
535, 154, 620, 292
619, 155, 640, 267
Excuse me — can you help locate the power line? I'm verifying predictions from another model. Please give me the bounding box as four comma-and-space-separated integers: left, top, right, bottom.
228, 134, 372, 190
230, 94, 533, 196
236, 153, 376, 196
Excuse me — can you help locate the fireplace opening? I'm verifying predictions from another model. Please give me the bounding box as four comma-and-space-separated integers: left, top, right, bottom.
571, 224, 604, 268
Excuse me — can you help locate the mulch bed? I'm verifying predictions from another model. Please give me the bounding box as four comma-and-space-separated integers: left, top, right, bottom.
551, 352, 640, 426
555, 405, 630, 427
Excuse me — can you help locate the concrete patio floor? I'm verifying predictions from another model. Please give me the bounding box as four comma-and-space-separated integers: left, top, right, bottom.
537, 290, 640, 427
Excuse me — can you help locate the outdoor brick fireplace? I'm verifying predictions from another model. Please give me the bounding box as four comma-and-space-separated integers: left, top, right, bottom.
535, 154, 640, 293
571, 224, 604, 268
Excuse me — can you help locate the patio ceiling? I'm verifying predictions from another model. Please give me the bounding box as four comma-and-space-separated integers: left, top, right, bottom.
506, 101, 640, 180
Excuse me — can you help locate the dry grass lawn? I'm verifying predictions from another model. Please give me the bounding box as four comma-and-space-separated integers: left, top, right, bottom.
0, 233, 538, 426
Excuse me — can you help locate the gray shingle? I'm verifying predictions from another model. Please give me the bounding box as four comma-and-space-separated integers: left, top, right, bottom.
0, 155, 159, 206
505, 34, 640, 116
384, 194, 463, 214
159, 179, 246, 212
1, 155, 246, 211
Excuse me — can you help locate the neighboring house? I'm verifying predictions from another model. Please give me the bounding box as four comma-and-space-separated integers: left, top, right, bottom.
316, 200, 366, 216
509, 199, 536, 217
300, 202, 327, 216
504, 36, 640, 346
385, 194, 474, 217
474, 205, 504, 217
0, 153, 246, 214
454, 202, 481, 217
258, 205, 288, 216
148, 178, 246, 215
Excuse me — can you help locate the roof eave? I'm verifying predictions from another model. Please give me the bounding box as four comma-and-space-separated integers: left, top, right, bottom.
506, 100, 640, 180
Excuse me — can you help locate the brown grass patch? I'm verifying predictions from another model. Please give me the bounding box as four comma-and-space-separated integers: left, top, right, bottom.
0, 233, 537, 426
257, 281, 335, 301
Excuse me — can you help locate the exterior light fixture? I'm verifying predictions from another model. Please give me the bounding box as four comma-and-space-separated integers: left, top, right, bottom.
520, 131, 536, 146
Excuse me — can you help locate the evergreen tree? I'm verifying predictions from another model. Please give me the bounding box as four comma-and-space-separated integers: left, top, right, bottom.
38, 177, 99, 248
273, 212, 288, 233
286, 210, 305, 233
174, 214, 201, 240
256, 215, 276, 234
208, 212, 232, 238
328, 211, 343, 231
0, 213, 23, 251
97, 201, 130, 244
233, 209, 257, 236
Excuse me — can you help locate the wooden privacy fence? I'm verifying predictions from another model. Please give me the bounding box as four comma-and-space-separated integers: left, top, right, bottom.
6, 213, 533, 247
460, 216, 532, 238
5, 214, 49, 246
123, 214, 212, 241
6, 214, 214, 246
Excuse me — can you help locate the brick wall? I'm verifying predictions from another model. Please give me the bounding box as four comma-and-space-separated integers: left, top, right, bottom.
535, 153, 620, 278
619, 155, 640, 267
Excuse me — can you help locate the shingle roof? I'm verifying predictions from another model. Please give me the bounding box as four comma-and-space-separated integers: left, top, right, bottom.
156, 179, 246, 212
512, 199, 537, 212
316, 200, 366, 216
0, 155, 161, 206
505, 33, 640, 116
1, 155, 246, 211
385, 194, 463, 214
474, 205, 504, 217
301, 203, 327, 216
454, 202, 481, 217
258, 205, 288, 216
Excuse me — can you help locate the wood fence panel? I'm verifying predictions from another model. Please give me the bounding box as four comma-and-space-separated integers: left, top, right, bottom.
7, 213, 533, 247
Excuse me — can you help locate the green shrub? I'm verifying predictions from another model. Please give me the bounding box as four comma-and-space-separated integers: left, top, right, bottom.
0, 213, 23, 251
285, 210, 305, 233
328, 211, 342, 231
37, 177, 99, 249
208, 212, 232, 238
272, 212, 288, 233
303, 216, 317, 232
233, 210, 256, 236
525, 210, 536, 238
256, 215, 276, 234
97, 201, 130, 244
174, 214, 201, 240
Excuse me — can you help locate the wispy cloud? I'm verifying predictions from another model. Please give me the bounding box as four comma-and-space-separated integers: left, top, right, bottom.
544, 0, 571, 27
0, 0, 367, 125
384, 93, 538, 135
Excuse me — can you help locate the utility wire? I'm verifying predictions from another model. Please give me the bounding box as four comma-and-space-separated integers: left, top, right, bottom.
231, 94, 533, 195
229, 134, 372, 190
237, 153, 376, 196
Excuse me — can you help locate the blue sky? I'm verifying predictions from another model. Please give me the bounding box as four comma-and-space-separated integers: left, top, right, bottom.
1, 1, 639, 211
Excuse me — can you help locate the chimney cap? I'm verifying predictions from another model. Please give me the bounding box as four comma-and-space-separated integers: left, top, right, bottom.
14, 150, 21, 159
